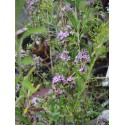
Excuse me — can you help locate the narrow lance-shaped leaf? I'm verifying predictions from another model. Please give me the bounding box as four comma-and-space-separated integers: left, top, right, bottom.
72, 67, 84, 80
69, 13, 78, 30
16, 111, 31, 125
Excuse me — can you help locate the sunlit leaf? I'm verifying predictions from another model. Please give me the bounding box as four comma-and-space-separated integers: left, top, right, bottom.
21, 56, 34, 65
24, 107, 29, 114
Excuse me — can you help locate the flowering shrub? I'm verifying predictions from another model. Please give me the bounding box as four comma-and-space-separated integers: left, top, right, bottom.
16, 0, 109, 125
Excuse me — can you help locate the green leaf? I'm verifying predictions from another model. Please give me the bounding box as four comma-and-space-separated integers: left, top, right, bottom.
83, 24, 93, 35
19, 87, 25, 96
17, 28, 47, 62
65, 0, 72, 4
15, 75, 21, 85
15, 95, 25, 105
15, 0, 24, 20
16, 111, 31, 125
24, 107, 29, 114
72, 67, 84, 80
78, 76, 84, 96
21, 27, 46, 40
21, 56, 34, 65
19, 87, 25, 104
69, 13, 78, 30
35, 84, 41, 92
22, 77, 35, 93
37, 122, 46, 125
75, 0, 81, 9
35, 112, 48, 119
15, 107, 22, 114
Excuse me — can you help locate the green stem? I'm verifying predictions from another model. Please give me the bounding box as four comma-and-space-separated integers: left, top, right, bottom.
63, 116, 66, 125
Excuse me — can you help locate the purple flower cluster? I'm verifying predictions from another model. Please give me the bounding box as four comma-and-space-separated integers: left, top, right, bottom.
57, 25, 74, 40
69, 82, 77, 89
32, 97, 39, 107
100, 118, 107, 125
32, 55, 43, 66
32, 113, 47, 123
74, 49, 90, 63
67, 76, 74, 82
52, 73, 74, 85
52, 73, 65, 84
57, 31, 69, 40
52, 84, 56, 90
36, 114, 42, 119
61, 4, 74, 12
26, 0, 39, 10
20, 49, 25, 58
60, 50, 70, 61
16, 84, 21, 93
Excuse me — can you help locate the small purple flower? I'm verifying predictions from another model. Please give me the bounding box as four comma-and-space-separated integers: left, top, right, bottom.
20, 49, 25, 57
66, 25, 72, 29
52, 74, 65, 84
16, 84, 21, 93
79, 67, 87, 72
57, 31, 64, 40
35, 41, 40, 45
27, 2, 34, 10
56, 89, 63, 95
85, 56, 90, 63
84, 48, 89, 55
74, 58, 79, 64
63, 31, 69, 37
77, 52, 84, 60
32, 115, 36, 120
36, 114, 42, 120
67, 76, 74, 82
107, 8, 109, 13
32, 56, 43, 65
61, 4, 74, 12
32, 97, 38, 107
75, 49, 90, 63
56, 98, 60, 102
100, 14, 105, 19
100, 122, 105, 125
70, 31, 74, 35
57, 31, 69, 40
52, 85, 56, 90
70, 85, 74, 89
60, 50, 70, 61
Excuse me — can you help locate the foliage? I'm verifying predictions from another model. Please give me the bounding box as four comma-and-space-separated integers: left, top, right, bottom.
15, 0, 109, 124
